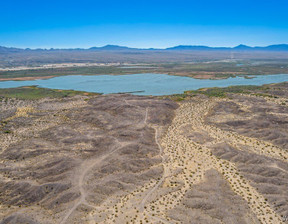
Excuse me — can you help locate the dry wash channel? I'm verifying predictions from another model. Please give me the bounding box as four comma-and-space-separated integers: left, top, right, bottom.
1, 84, 288, 224
103, 93, 288, 224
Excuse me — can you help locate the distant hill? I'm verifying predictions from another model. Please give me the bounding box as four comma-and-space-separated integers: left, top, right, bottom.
0, 46, 24, 52
166, 45, 229, 50
259, 44, 288, 51
233, 44, 253, 50
89, 45, 135, 51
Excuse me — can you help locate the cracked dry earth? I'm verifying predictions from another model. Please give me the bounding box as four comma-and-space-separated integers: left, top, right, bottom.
1, 86, 288, 224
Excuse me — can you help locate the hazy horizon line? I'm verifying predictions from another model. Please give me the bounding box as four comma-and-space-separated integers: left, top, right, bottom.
1, 43, 288, 50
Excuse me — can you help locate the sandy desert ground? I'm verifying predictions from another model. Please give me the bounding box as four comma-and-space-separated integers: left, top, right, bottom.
0, 83, 288, 224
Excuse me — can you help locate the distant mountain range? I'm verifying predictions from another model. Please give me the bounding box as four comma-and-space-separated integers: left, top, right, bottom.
1, 44, 288, 52
166, 44, 288, 51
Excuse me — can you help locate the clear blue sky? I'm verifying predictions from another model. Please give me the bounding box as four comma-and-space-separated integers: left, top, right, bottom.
1, 0, 287, 48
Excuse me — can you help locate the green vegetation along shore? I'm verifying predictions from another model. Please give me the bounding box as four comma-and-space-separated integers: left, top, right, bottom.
0, 86, 100, 100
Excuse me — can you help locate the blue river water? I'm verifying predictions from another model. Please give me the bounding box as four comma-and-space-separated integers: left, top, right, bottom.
0, 73, 287, 96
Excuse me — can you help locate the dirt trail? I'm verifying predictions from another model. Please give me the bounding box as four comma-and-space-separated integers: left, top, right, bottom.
93, 105, 173, 223
60, 141, 129, 224
139, 125, 168, 212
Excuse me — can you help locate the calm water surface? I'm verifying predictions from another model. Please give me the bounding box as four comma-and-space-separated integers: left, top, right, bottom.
0, 73, 287, 96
